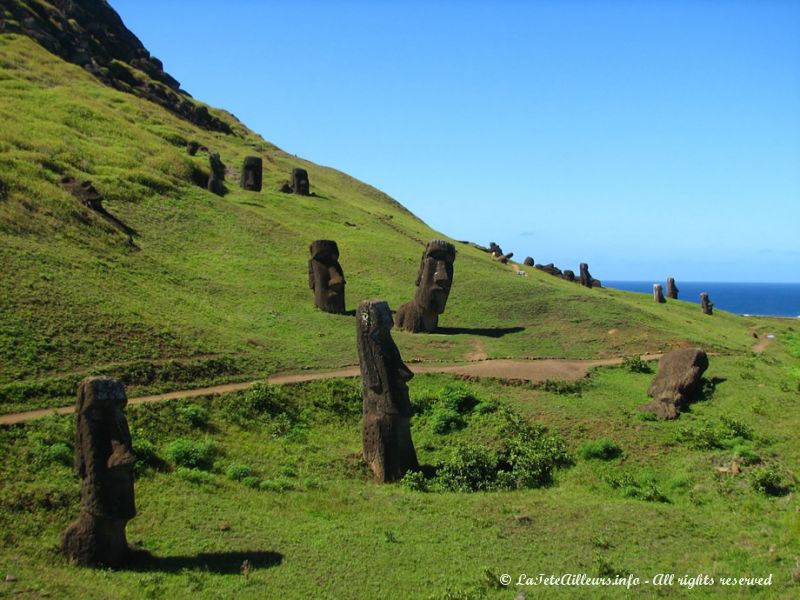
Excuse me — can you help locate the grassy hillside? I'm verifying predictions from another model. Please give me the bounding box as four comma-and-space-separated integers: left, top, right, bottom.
0, 34, 764, 413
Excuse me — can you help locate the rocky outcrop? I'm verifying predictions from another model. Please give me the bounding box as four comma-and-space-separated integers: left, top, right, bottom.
639, 348, 708, 419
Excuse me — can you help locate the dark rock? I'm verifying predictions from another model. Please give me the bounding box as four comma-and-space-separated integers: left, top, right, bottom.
240, 156, 262, 192
292, 168, 310, 195
639, 348, 708, 419
356, 300, 418, 482
396, 240, 456, 333
666, 277, 679, 300
523, 257, 534, 267
278, 182, 293, 193
308, 240, 346, 314
562, 270, 575, 282
61, 377, 135, 567
186, 141, 199, 156
701, 293, 713, 315
653, 284, 665, 303
579, 263, 593, 288
207, 153, 226, 196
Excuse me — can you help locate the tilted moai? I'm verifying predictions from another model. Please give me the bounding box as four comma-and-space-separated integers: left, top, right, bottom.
579, 263, 593, 288
292, 168, 310, 195
396, 240, 456, 333
240, 156, 263, 192
207, 152, 226, 196
640, 348, 709, 419
653, 284, 665, 303
523, 257, 534, 267
356, 299, 419, 482
308, 240, 346, 314
700, 293, 713, 315
61, 377, 136, 567
666, 277, 679, 300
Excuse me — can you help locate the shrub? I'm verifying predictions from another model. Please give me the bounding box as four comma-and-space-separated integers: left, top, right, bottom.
400, 470, 429, 492
439, 384, 478, 414
42, 442, 73, 467
164, 438, 216, 470
312, 379, 361, 420
733, 445, 761, 466
225, 464, 254, 481
538, 379, 585, 396
410, 394, 436, 415
221, 382, 297, 426
241, 476, 261, 489
178, 404, 210, 428
434, 444, 498, 492
678, 417, 753, 450
259, 478, 294, 492
622, 355, 652, 373
751, 466, 790, 496
175, 467, 216, 485
473, 400, 498, 415
303, 476, 322, 490
606, 472, 670, 503
430, 407, 466, 434
580, 439, 623, 461
133, 438, 166, 475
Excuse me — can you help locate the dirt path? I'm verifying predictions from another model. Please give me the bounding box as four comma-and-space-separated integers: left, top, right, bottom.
0, 355, 664, 426
749, 327, 774, 354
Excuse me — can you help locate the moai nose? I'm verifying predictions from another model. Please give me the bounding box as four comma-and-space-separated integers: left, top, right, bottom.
434, 261, 449, 284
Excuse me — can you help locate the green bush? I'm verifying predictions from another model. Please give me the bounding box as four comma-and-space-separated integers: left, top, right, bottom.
751, 466, 790, 496
434, 444, 498, 492
259, 478, 295, 492
410, 394, 436, 415
225, 463, 254, 481
606, 473, 670, 503
733, 445, 761, 466
622, 355, 652, 373
312, 379, 361, 420
42, 442, 72, 467
164, 438, 216, 470
221, 382, 298, 426
580, 439, 623, 461
538, 379, 585, 396
175, 467, 216, 485
400, 470, 429, 492
439, 384, 478, 414
133, 438, 165, 475
430, 407, 466, 434
678, 417, 753, 450
178, 404, 210, 428
241, 476, 262, 489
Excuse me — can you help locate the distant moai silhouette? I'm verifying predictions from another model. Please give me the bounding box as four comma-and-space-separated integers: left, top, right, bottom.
356, 299, 419, 482
308, 240, 346, 314
523, 257, 534, 266
579, 263, 593, 288
61, 377, 136, 567
666, 278, 679, 300
186, 141, 200, 156
653, 284, 666, 303
207, 153, 226, 196
396, 240, 456, 333
700, 293, 713, 315
562, 270, 575, 282
292, 168, 310, 195
240, 156, 262, 192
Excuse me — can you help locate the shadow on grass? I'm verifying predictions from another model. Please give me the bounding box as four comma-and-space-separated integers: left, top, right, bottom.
129, 549, 283, 574
436, 326, 525, 338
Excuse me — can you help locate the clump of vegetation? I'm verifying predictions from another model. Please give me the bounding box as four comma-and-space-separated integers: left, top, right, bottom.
219, 383, 299, 427
164, 438, 216, 470
175, 467, 216, 485
580, 439, 623, 460
677, 417, 753, 450
621, 355, 652, 373
606, 472, 670, 503
310, 379, 361, 421
132, 437, 166, 475
178, 403, 210, 428
750, 466, 791, 497
225, 463, 255, 481
537, 379, 586, 396
259, 478, 295, 492
429, 408, 465, 434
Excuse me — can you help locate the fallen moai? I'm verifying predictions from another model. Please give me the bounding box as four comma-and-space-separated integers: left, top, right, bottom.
535, 263, 562, 277
240, 156, 262, 192
639, 348, 709, 419
562, 270, 575, 282
308, 240, 346, 314
396, 240, 456, 333
61, 377, 136, 567
523, 257, 534, 266
356, 299, 418, 482
60, 177, 135, 237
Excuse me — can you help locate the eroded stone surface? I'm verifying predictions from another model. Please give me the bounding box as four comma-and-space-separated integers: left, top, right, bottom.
308, 240, 346, 314
240, 156, 262, 191
639, 348, 708, 419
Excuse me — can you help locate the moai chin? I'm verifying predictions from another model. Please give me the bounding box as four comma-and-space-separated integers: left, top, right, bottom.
579, 263, 593, 288
667, 278, 679, 300
356, 299, 419, 482
240, 156, 263, 192
308, 240, 346, 314
396, 240, 456, 333
208, 152, 226, 196
292, 168, 310, 195
61, 377, 136, 567
653, 284, 666, 303
700, 293, 713, 315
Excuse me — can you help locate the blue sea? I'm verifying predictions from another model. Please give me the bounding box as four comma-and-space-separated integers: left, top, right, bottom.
604, 281, 800, 318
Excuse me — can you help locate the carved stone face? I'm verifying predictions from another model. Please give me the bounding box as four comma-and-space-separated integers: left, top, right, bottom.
241, 156, 262, 191
292, 168, 310, 195
309, 240, 346, 313
414, 241, 455, 315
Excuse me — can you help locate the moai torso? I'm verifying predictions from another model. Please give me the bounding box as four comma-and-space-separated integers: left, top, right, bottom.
653, 284, 665, 303
208, 153, 225, 196
667, 278, 679, 299
579, 263, 593, 288
308, 240, 346, 314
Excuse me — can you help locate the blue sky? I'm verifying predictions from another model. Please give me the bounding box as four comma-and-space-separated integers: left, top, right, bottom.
113, 0, 800, 283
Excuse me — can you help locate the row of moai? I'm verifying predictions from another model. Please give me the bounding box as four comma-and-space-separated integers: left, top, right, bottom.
652, 279, 713, 314
525, 257, 601, 288
188, 142, 310, 197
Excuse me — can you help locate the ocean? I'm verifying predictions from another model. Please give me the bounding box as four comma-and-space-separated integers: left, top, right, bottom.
603, 281, 800, 318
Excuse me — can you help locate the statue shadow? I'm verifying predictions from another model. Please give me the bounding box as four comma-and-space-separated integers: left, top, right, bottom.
128, 549, 283, 574
435, 326, 525, 338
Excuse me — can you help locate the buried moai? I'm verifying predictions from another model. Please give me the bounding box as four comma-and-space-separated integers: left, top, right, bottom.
653, 284, 666, 303
308, 240, 346, 314
396, 240, 456, 333
701, 293, 713, 315
639, 348, 709, 419
523, 257, 534, 267
292, 168, 310, 195
356, 299, 419, 482
240, 156, 263, 192
207, 152, 226, 196
61, 377, 136, 567
667, 278, 679, 300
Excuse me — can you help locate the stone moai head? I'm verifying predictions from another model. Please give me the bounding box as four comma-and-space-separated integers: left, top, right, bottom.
562, 270, 575, 282
700, 293, 713, 315
523, 257, 534, 267
208, 153, 226, 196
292, 168, 310, 195
308, 240, 346, 314
667, 278, 679, 300
356, 299, 418, 482
414, 240, 456, 316
653, 284, 665, 303
579, 263, 593, 288
240, 156, 263, 192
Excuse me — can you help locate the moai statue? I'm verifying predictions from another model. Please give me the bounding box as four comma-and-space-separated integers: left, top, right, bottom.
396, 240, 456, 333
639, 348, 708, 419
207, 152, 226, 196
356, 299, 419, 482
292, 168, 310, 195
61, 377, 136, 567
308, 240, 346, 314
667, 278, 679, 300
653, 284, 665, 303
700, 293, 713, 315
240, 156, 263, 192
523, 257, 534, 267
186, 141, 199, 156
579, 263, 593, 288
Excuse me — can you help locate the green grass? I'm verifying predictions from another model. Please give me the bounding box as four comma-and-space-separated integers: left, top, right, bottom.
0, 33, 767, 413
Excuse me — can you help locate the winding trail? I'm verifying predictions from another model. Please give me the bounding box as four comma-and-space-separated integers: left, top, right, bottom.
0, 355, 664, 426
